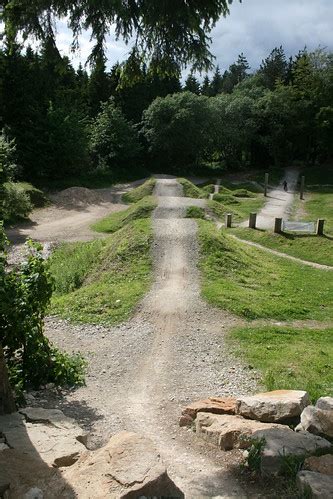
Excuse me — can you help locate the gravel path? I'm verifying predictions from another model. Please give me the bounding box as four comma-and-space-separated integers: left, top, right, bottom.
43, 178, 259, 497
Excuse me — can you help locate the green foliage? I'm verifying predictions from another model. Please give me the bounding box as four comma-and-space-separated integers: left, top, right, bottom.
0, 226, 86, 393
89, 98, 142, 172
122, 178, 156, 203
230, 326, 333, 401
49, 219, 153, 325
0, 132, 18, 182
232, 188, 257, 198
246, 438, 266, 472
279, 453, 305, 479
2, 182, 32, 223
13, 182, 48, 208
197, 221, 333, 321
91, 195, 157, 233
213, 193, 240, 204
186, 206, 206, 219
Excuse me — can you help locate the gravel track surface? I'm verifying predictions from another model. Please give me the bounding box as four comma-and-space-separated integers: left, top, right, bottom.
42, 178, 259, 497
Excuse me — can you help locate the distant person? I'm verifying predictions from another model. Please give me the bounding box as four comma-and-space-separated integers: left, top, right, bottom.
283, 180, 288, 192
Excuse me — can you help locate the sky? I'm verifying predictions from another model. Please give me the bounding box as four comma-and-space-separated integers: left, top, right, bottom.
7, 0, 333, 75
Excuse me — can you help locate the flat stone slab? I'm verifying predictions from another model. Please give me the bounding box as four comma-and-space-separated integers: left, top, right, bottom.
296, 405, 333, 438
0, 409, 86, 468
316, 397, 333, 411
251, 427, 332, 475
297, 471, 333, 498
180, 397, 237, 427
64, 431, 184, 498
304, 454, 333, 476
236, 390, 310, 422
195, 413, 287, 451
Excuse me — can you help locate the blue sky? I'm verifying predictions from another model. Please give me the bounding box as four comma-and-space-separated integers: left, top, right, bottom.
54, 0, 333, 73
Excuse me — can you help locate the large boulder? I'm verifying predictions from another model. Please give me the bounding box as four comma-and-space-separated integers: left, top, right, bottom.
297, 471, 333, 498
236, 390, 310, 422
296, 405, 333, 439
195, 413, 286, 451
63, 431, 184, 498
180, 397, 237, 427
303, 454, 333, 475
251, 427, 332, 475
0, 409, 87, 468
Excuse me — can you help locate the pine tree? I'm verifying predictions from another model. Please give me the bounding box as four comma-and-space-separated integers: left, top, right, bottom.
201, 75, 211, 96
184, 73, 200, 94
210, 66, 223, 96
258, 46, 288, 89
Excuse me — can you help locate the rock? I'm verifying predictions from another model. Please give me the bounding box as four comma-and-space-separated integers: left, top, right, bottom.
0, 409, 86, 468
23, 487, 44, 499
0, 443, 10, 451
251, 427, 332, 475
64, 431, 183, 498
0, 449, 74, 498
316, 397, 333, 411
303, 454, 333, 475
297, 471, 333, 498
296, 405, 333, 438
195, 413, 286, 451
236, 390, 310, 422
180, 397, 237, 426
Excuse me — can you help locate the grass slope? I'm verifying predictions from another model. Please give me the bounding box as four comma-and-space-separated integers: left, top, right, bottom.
231, 228, 333, 267
230, 325, 333, 401
177, 178, 203, 198
197, 220, 333, 320
91, 196, 157, 233
49, 219, 153, 324
122, 178, 156, 203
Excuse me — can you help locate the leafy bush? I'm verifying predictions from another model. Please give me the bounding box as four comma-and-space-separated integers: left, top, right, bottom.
232, 188, 257, 198
0, 226, 86, 395
15, 182, 48, 207
3, 182, 32, 222
212, 193, 240, 204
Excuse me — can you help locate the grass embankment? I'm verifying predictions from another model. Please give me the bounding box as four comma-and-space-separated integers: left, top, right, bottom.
197, 220, 333, 321
122, 177, 156, 203
49, 219, 153, 325
229, 326, 333, 401
91, 196, 157, 233
231, 228, 333, 267
177, 178, 204, 198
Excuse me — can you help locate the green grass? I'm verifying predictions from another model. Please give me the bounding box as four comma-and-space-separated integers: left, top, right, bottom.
231, 227, 333, 266
207, 196, 265, 223
197, 220, 333, 320
91, 196, 157, 233
229, 325, 333, 401
177, 178, 204, 198
304, 192, 333, 235
49, 219, 153, 325
185, 206, 206, 219
122, 177, 156, 203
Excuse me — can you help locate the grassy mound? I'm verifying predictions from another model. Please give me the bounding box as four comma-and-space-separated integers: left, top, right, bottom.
186, 206, 206, 219
230, 325, 333, 401
197, 220, 333, 320
177, 178, 204, 198
122, 178, 156, 203
49, 219, 153, 324
91, 196, 157, 233
232, 227, 333, 267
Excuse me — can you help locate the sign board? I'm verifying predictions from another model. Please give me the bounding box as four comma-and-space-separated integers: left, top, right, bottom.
282, 221, 315, 233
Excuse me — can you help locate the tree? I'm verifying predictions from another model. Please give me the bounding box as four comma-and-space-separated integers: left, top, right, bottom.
201, 75, 211, 96
2, 1, 234, 73
258, 46, 288, 89
184, 73, 200, 94
89, 98, 142, 172
142, 91, 214, 169
210, 66, 223, 95
222, 53, 250, 93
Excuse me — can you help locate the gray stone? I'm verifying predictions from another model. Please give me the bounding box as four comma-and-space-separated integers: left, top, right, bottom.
297, 471, 333, 498
64, 431, 184, 498
0, 443, 9, 451
195, 413, 287, 451
251, 427, 332, 475
303, 454, 333, 476
236, 390, 310, 422
23, 487, 44, 499
296, 405, 333, 438
316, 396, 333, 412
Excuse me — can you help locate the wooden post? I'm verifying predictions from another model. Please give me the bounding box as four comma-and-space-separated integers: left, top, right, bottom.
249, 212, 257, 229
225, 213, 232, 228
274, 218, 283, 234
316, 219, 325, 236
264, 172, 269, 197
300, 176, 305, 200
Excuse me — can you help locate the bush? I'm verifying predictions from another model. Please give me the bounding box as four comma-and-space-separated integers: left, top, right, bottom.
3, 182, 32, 222
232, 188, 257, 198
186, 206, 206, 219
212, 193, 240, 204
0, 227, 86, 396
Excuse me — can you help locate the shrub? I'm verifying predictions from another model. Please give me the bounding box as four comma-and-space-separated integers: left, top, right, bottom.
212, 193, 240, 204
186, 206, 206, 219
3, 182, 32, 222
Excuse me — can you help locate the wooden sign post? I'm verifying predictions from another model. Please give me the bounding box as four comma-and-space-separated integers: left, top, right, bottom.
300, 176, 305, 200
264, 172, 269, 197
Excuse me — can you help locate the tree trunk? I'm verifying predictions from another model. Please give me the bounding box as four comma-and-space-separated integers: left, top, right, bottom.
0, 344, 16, 415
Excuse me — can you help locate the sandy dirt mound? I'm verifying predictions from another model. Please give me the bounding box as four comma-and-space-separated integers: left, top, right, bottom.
51, 187, 105, 207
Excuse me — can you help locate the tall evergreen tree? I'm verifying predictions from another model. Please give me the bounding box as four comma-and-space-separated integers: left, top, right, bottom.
184, 73, 200, 94
258, 46, 288, 89
210, 66, 223, 95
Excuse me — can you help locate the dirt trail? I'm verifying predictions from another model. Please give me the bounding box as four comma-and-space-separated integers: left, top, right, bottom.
242, 167, 299, 230
45, 178, 258, 497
